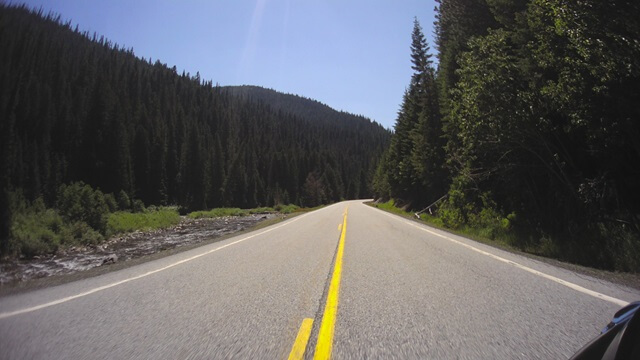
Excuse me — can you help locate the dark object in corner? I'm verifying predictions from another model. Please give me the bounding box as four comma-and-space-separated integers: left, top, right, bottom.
571, 301, 640, 360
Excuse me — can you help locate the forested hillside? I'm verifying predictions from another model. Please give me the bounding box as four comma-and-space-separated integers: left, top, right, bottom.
223, 85, 376, 128
374, 0, 640, 271
0, 5, 390, 254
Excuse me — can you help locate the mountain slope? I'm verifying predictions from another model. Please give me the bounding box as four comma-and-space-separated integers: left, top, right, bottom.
223, 85, 382, 129
0, 4, 391, 218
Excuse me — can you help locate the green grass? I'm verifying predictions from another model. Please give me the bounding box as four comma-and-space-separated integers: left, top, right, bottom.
7, 198, 302, 259
107, 208, 181, 235
10, 207, 105, 258
274, 204, 299, 214
188, 204, 300, 219
187, 208, 248, 219
370, 199, 516, 250
374, 199, 411, 216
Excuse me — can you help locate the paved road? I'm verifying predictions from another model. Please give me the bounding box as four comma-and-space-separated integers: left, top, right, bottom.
1, 200, 639, 359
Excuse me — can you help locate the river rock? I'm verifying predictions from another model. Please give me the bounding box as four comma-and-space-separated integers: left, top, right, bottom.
102, 254, 118, 266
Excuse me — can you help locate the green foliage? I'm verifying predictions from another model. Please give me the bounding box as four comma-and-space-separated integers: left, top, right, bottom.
116, 190, 131, 210
187, 208, 247, 219
385, 19, 446, 207
131, 199, 146, 213
371, 150, 392, 201
10, 206, 63, 258
104, 193, 118, 213
439, 207, 465, 230
106, 208, 180, 235
188, 204, 300, 219
61, 221, 104, 246
248, 207, 275, 214
302, 172, 327, 207
273, 204, 299, 214
56, 182, 109, 233
7, 195, 106, 258
378, 0, 638, 271
0, 4, 390, 216
374, 200, 408, 217
4, 183, 161, 258
435, 0, 499, 119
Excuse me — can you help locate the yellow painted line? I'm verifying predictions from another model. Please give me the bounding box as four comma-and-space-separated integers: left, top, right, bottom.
288, 318, 314, 360
314, 207, 348, 360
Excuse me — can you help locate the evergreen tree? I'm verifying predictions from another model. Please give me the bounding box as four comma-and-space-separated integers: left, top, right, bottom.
384, 19, 443, 207
0, 2, 391, 256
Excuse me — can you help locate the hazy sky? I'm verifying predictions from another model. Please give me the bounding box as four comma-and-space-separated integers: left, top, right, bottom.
18, 0, 438, 129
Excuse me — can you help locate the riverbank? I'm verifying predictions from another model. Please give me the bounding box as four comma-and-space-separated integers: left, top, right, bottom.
0, 213, 284, 293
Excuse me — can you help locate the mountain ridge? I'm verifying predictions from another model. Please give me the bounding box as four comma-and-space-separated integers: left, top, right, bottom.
222, 85, 385, 130
0, 3, 391, 216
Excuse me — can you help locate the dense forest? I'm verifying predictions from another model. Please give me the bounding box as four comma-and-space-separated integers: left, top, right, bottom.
374, 0, 640, 271
223, 85, 376, 128
0, 5, 390, 255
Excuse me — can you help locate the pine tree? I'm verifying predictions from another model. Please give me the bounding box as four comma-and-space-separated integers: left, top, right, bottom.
386, 19, 444, 207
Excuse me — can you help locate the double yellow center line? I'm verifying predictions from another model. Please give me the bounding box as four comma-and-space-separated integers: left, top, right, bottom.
288, 207, 348, 360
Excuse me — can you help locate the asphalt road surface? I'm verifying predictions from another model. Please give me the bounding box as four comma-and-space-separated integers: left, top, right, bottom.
1, 200, 639, 359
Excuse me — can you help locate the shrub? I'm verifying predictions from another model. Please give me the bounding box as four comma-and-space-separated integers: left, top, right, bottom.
104, 193, 118, 213
440, 207, 465, 229
116, 190, 131, 210
57, 182, 109, 233
132, 199, 146, 213
9, 206, 63, 258
61, 221, 104, 246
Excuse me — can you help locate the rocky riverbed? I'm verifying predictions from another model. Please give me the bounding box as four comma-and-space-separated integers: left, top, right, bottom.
0, 214, 277, 285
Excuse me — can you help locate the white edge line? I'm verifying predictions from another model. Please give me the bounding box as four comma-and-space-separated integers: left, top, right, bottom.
0, 210, 315, 320
371, 206, 629, 307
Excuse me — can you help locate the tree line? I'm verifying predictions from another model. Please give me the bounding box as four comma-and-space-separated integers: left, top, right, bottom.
374, 0, 640, 271
0, 4, 390, 255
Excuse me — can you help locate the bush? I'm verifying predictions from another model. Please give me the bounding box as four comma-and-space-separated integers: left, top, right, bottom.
117, 190, 131, 210
57, 182, 109, 233
440, 207, 465, 229
132, 199, 146, 213
104, 193, 118, 213
61, 221, 104, 246
9, 205, 63, 258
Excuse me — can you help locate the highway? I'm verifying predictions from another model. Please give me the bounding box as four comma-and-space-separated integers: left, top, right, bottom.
1, 200, 639, 359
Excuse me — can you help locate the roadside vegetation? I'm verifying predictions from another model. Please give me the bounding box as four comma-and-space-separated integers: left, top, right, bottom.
5, 182, 178, 259
106, 208, 181, 235
5, 182, 301, 260
373, 200, 517, 250
186, 204, 299, 219
373, 2, 640, 273
0, 4, 389, 259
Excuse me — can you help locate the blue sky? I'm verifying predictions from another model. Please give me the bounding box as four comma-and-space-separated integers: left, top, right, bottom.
18, 0, 438, 129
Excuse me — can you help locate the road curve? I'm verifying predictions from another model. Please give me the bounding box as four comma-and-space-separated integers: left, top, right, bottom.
1, 200, 639, 359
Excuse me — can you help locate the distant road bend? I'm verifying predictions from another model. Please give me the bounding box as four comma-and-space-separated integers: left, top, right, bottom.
1, 200, 638, 359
